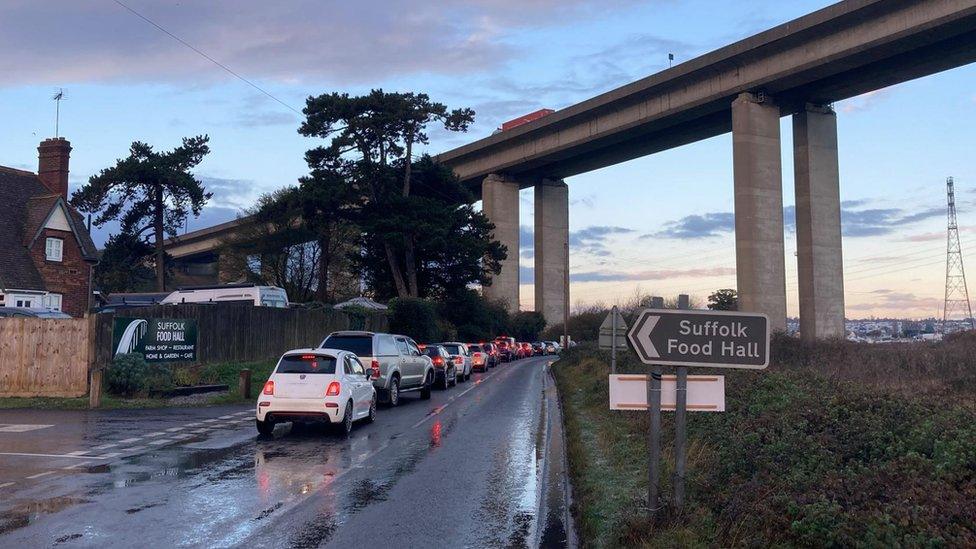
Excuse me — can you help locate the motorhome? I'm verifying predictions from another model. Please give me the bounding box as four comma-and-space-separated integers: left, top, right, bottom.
160, 284, 289, 308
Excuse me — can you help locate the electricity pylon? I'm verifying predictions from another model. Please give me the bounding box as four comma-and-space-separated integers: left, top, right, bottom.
942, 177, 975, 332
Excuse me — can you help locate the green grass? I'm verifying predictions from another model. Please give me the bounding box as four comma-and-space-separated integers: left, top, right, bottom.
553, 345, 976, 548
0, 359, 277, 410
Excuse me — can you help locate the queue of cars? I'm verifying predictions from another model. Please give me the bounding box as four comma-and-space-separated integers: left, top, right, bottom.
255, 332, 560, 436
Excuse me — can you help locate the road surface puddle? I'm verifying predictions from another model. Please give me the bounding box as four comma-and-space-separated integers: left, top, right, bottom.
0, 495, 90, 536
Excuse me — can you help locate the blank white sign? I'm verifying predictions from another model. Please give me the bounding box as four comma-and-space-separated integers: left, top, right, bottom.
609, 374, 725, 412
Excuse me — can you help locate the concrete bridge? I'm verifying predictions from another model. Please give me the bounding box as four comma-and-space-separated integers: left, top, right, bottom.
436, 0, 976, 339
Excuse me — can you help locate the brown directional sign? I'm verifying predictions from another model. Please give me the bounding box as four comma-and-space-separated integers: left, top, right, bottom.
626, 309, 769, 369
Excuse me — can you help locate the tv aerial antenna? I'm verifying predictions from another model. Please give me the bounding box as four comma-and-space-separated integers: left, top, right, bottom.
52, 88, 65, 137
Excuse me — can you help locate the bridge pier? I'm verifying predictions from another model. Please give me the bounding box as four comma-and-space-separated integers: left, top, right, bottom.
482, 173, 521, 311
731, 92, 787, 332
535, 180, 569, 326
793, 104, 845, 340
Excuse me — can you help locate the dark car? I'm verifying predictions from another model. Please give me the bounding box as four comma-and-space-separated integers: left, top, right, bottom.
481, 342, 500, 367
493, 337, 517, 362
421, 345, 458, 389
531, 342, 547, 356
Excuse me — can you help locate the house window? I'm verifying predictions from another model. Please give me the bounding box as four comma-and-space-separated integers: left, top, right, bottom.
45, 238, 63, 262
42, 293, 62, 311
15, 298, 33, 308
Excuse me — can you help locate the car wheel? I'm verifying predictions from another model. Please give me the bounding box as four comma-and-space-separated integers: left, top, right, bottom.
437, 370, 448, 390
388, 377, 400, 407
335, 401, 353, 436
256, 418, 275, 437
450, 368, 458, 387
366, 395, 377, 423
420, 374, 432, 400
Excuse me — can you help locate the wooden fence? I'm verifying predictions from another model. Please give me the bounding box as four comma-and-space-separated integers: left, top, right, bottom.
0, 318, 91, 398
0, 305, 387, 400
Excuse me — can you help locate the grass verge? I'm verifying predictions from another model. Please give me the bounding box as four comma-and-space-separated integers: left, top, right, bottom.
0, 359, 276, 410
553, 344, 976, 547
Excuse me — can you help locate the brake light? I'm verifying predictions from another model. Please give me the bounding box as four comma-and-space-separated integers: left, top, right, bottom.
454, 356, 463, 366
371, 360, 380, 379
433, 356, 444, 366
263, 380, 274, 395
326, 381, 341, 396
300, 354, 317, 360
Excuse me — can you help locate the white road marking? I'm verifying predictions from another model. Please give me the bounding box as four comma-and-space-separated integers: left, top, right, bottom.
0, 424, 54, 433
0, 452, 108, 460
125, 446, 145, 453
203, 419, 219, 423
165, 427, 182, 432
185, 422, 202, 427
170, 434, 192, 440
63, 461, 92, 470
0, 482, 14, 489
219, 415, 233, 419
118, 437, 141, 444
98, 452, 122, 459
410, 368, 503, 429
148, 439, 171, 446
145, 432, 167, 438
92, 443, 118, 450
26, 471, 56, 479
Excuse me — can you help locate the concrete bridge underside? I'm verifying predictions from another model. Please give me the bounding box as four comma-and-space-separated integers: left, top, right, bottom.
438, 0, 976, 338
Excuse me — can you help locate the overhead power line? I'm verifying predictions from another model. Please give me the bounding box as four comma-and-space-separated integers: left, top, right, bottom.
111, 0, 301, 115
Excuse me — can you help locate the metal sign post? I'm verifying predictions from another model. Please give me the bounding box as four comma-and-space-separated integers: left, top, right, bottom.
599, 307, 628, 374
674, 295, 689, 510
647, 366, 661, 519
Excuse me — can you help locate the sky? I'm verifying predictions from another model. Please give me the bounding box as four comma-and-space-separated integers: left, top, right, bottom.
2, 0, 975, 319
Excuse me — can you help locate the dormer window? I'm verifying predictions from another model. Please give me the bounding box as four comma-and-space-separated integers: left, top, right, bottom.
45, 237, 63, 262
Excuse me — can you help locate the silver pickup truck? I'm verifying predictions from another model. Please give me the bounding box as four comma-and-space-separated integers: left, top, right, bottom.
320, 331, 434, 406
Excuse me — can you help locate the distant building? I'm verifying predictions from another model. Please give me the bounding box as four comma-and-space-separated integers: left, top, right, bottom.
0, 138, 98, 316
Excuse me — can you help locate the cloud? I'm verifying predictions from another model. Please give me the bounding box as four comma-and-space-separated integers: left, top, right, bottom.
846, 290, 942, 312
571, 266, 734, 283
651, 212, 734, 239
519, 225, 535, 259
570, 194, 597, 208
520, 265, 535, 285
199, 176, 263, 210
838, 89, 892, 114
570, 225, 634, 256
0, 1, 641, 88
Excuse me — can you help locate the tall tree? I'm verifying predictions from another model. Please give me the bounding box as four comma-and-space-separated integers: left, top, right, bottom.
71, 136, 211, 290
299, 89, 484, 298
93, 232, 157, 293
707, 288, 738, 311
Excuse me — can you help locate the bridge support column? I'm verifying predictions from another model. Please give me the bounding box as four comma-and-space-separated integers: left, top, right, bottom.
482, 174, 521, 311
793, 104, 845, 340
535, 180, 569, 326
732, 92, 787, 331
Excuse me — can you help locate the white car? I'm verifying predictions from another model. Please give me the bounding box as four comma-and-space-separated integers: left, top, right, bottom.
436, 342, 473, 381
256, 349, 377, 436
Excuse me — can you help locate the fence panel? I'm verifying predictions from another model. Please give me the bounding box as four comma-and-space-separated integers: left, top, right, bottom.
98, 305, 386, 365
0, 318, 90, 398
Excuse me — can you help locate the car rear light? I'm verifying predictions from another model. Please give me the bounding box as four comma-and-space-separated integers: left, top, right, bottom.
326, 381, 341, 396
325, 402, 339, 408
259, 401, 271, 407
300, 354, 317, 360
263, 380, 274, 395
454, 356, 463, 365
433, 356, 444, 367
371, 360, 380, 379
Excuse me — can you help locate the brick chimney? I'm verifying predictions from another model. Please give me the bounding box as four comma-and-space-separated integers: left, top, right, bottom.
37, 137, 71, 200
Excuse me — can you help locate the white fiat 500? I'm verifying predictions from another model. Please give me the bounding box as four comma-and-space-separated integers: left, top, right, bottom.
256, 349, 377, 436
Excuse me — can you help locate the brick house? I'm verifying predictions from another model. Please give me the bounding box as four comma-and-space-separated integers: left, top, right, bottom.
0, 138, 98, 317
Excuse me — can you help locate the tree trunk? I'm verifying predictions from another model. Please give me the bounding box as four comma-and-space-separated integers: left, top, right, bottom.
384, 241, 409, 297
401, 135, 419, 296
153, 185, 166, 291
316, 228, 332, 302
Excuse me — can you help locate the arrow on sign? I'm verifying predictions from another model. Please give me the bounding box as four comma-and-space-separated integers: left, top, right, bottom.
628, 312, 660, 359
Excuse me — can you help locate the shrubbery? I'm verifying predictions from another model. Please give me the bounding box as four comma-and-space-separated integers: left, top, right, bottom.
105, 353, 174, 397
387, 290, 547, 343
553, 340, 976, 547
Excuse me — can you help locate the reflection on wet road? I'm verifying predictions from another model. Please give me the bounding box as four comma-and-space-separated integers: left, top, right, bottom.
0, 355, 560, 548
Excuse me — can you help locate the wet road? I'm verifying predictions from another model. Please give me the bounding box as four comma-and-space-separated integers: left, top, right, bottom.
0, 355, 566, 548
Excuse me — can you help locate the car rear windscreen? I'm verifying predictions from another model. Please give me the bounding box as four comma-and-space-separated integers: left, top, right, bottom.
468, 345, 483, 352
442, 344, 462, 355
322, 336, 373, 357
277, 355, 337, 374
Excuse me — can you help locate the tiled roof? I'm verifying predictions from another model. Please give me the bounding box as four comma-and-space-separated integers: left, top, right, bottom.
0, 167, 47, 290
